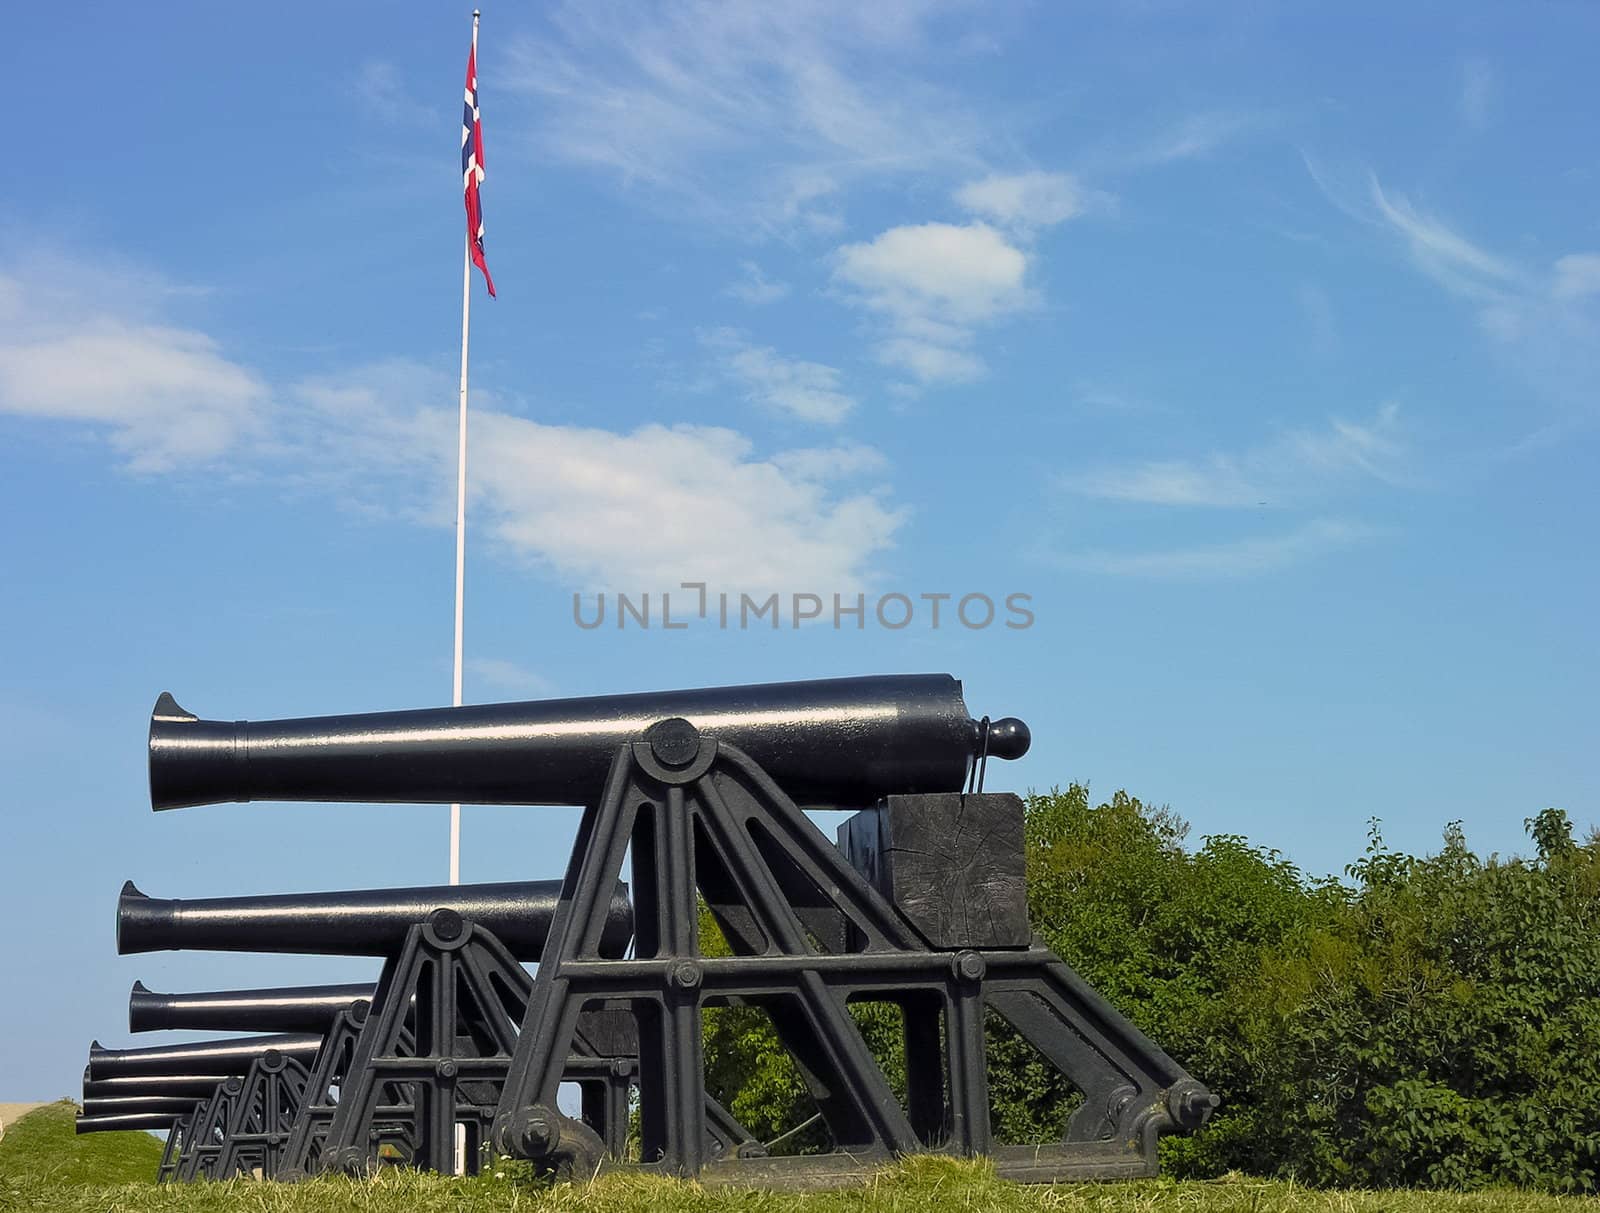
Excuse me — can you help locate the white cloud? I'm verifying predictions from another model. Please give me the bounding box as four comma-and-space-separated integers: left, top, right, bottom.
955, 171, 1086, 230
833, 221, 1031, 385
473, 416, 900, 592
1368, 178, 1520, 296
878, 338, 985, 385
1069, 405, 1407, 507
0, 250, 904, 596
0, 268, 268, 472
502, 2, 985, 231
1103, 111, 1259, 172
1049, 519, 1372, 579
1552, 254, 1600, 301
836, 222, 1027, 323
1312, 169, 1600, 417
292, 363, 900, 595
724, 261, 791, 305
702, 328, 856, 424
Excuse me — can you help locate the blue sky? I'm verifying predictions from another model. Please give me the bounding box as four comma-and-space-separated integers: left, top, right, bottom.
1, 3, 1596, 1099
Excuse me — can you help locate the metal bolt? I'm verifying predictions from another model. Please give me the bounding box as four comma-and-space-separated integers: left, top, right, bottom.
669, 959, 704, 990
647, 717, 700, 766
1169, 1083, 1220, 1128
429, 908, 465, 941
952, 950, 987, 982
516, 1106, 561, 1155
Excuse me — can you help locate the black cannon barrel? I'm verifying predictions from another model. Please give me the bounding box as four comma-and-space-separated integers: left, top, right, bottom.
129, 980, 371, 1034
84, 1074, 222, 1100
117, 878, 632, 960
76, 1112, 184, 1134
76, 1113, 184, 1132
87, 1035, 321, 1081
149, 674, 1029, 811
82, 1095, 205, 1117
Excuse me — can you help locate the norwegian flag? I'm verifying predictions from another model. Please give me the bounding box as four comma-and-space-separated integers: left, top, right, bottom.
462, 37, 495, 297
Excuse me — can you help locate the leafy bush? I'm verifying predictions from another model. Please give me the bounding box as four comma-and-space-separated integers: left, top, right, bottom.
701, 788, 1600, 1193
1191, 809, 1600, 1192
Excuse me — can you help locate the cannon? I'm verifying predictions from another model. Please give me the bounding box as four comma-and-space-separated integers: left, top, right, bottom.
118, 878, 632, 960
110, 884, 659, 1176
130, 981, 371, 1034
148, 675, 1027, 811
143, 672, 1213, 1185
109, 890, 742, 1176
112, 878, 628, 1176
83, 1045, 322, 1182
87, 1035, 322, 1080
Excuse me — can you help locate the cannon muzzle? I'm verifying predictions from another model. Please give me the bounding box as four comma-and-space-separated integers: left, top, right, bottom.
129, 980, 371, 1034
86, 1035, 321, 1080
149, 674, 1028, 811
76, 1112, 184, 1134
117, 878, 631, 959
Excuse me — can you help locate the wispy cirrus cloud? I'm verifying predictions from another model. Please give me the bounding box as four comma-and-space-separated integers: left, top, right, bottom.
1068, 405, 1407, 508
1051, 405, 1402, 579
1081, 109, 1262, 176
700, 327, 856, 424
1307, 161, 1600, 420
1047, 518, 1373, 579
1136, 110, 1258, 165
1367, 178, 1522, 298
500, 1, 986, 232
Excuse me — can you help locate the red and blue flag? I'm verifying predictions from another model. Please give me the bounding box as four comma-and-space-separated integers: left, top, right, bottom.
462, 41, 495, 297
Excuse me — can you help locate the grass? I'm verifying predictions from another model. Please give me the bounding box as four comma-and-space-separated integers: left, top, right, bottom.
0, 1103, 1590, 1213
0, 1100, 163, 1188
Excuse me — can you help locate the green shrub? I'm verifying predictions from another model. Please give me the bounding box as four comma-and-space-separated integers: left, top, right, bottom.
701, 788, 1600, 1194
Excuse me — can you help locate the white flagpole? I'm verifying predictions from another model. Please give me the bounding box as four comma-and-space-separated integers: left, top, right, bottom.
449, 9, 480, 888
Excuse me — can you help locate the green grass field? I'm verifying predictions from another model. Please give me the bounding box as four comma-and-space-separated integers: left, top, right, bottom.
0, 1102, 1590, 1213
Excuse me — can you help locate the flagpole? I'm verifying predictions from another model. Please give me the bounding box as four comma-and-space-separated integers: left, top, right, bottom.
449, 9, 480, 888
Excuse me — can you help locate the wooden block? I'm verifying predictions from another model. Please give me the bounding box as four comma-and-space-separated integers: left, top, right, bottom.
837, 792, 1030, 949
575, 1006, 639, 1057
